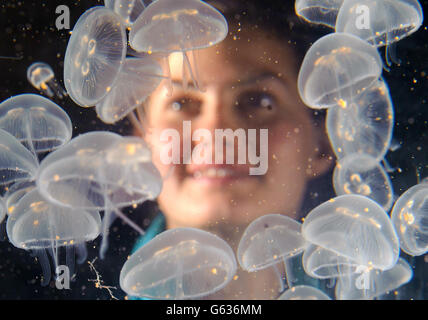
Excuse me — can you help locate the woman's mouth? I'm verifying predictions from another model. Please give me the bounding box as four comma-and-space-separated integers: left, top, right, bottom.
185, 164, 257, 186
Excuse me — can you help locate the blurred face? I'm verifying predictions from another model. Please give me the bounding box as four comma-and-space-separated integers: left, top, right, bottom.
142, 29, 331, 232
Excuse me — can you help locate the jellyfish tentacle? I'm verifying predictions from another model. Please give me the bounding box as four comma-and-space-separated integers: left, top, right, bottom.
283, 257, 295, 289
66, 245, 75, 280
112, 206, 145, 235
183, 51, 200, 91
182, 52, 189, 91
24, 112, 37, 156
164, 56, 173, 97
272, 262, 285, 293
76, 243, 88, 264
191, 49, 205, 92
35, 248, 52, 287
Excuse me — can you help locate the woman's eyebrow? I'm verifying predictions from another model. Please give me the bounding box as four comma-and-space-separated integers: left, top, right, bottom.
233, 71, 290, 88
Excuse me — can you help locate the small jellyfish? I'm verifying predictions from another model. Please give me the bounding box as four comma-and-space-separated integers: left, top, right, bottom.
0, 128, 39, 191
278, 285, 331, 300
298, 33, 383, 109
6, 188, 101, 285
302, 195, 400, 273
0, 197, 6, 223
27, 62, 67, 99
120, 227, 237, 299
129, 0, 228, 92
295, 0, 345, 28
64, 6, 127, 107
327, 79, 394, 161
237, 214, 307, 292
336, 0, 424, 48
0, 94, 73, 157
391, 182, 428, 256
36, 132, 162, 258
95, 56, 164, 125
333, 153, 394, 211
104, 0, 146, 26
335, 258, 413, 300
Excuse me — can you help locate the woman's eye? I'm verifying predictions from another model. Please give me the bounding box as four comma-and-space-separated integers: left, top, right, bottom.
236, 92, 276, 111
168, 97, 201, 114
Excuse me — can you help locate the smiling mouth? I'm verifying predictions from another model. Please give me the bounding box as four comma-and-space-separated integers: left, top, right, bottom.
185, 165, 259, 185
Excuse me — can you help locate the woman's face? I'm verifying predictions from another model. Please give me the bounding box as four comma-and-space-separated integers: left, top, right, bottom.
142, 30, 332, 231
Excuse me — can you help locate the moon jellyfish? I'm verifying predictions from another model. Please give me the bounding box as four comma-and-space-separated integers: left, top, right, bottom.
333, 153, 394, 211
64, 6, 127, 107
36, 132, 162, 258
327, 79, 394, 161
0, 197, 5, 223
278, 285, 331, 300
335, 258, 413, 300
104, 0, 146, 26
336, 0, 423, 48
95, 57, 164, 124
302, 195, 400, 274
120, 227, 237, 299
0, 128, 39, 191
0, 94, 73, 156
27, 62, 67, 99
129, 0, 228, 91
295, 0, 344, 28
6, 188, 101, 285
237, 214, 307, 292
297, 33, 383, 109
391, 182, 428, 256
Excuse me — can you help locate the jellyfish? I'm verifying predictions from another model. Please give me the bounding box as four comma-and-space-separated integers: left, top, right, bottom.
278, 285, 331, 300
95, 56, 164, 127
0, 128, 39, 192
27, 62, 67, 99
335, 0, 424, 66
301, 195, 400, 281
120, 227, 237, 299
391, 182, 428, 256
295, 0, 344, 28
327, 79, 394, 161
36, 132, 162, 259
297, 32, 383, 110
104, 0, 146, 26
237, 214, 307, 292
0, 197, 6, 223
129, 0, 228, 92
63, 6, 127, 107
335, 258, 413, 300
6, 188, 101, 286
333, 153, 394, 211
0, 94, 73, 157
4, 180, 36, 217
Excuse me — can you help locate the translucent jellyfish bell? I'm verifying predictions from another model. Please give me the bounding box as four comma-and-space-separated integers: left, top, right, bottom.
278, 285, 331, 300
95, 57, 164, 124
27, 62, 67, 99
327, 79, 394, 161
4, 180, 36, 216
6, 188, 101, 285
333, 153, 394, 211
297, 33, 383, 109
335, 258, 413, 300
336, 0, 424, 48
295, 0, 345, 28
104, 0, 146, 26
129, 0, 228, 90
0, 94, 73, 156
0, 197, 5, 223
302, 195, 400, 271
0, 128, 39, 189
64, 6, 127, 107
120, 227, 237, 299
391, 182, 428, 256
237, 214, 307, 291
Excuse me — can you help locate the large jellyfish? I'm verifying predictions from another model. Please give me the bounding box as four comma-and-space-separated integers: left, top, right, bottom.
0, 94, 72, 157
0, 128, 39, 191
278, 285, 331, 300
27, 62, 67, 99
237, 214, 307, 292
302, 195, 400, 281
63, 6, 127, 107
95, 56, 164, 125
333, 153, 394, 211
36, 132, 162, 259
297, 33, 383, 109
6, 188, 101, 285
129, 0, 228, 92
120, 227, 237, 299
295, 0, 345, 28
391, 182, 428, 256
104, 0, 146, 26
326, 79, 394, 161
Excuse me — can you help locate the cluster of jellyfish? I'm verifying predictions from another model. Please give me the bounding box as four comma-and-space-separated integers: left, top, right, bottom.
0, 0, 426, 300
